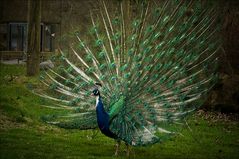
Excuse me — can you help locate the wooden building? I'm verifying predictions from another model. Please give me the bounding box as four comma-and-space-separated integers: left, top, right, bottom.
0, 0, 238, 73
0, 0, 91, 60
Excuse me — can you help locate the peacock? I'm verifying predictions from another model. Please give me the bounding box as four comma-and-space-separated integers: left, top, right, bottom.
33, 0, 221, 156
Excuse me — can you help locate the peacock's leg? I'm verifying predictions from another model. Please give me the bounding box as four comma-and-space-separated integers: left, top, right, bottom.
125, 143, 130, 157
115, 140, 121, 156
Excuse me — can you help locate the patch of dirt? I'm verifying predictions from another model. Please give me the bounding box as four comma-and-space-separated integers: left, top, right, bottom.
0, 112, 26, 130
195, 109, 239, 122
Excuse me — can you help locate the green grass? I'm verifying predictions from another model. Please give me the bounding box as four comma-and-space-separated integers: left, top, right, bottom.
0, 63, 239, 159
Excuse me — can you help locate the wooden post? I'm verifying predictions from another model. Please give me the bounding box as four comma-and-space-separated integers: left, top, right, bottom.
27, 0, 41, 76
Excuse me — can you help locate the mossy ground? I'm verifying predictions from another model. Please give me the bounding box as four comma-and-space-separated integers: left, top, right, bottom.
0, 64, 238, 159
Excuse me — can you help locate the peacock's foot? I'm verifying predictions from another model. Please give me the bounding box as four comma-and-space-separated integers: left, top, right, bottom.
114, 148, 119, 156
125, 143, 130, 157
114, 140, 121, 156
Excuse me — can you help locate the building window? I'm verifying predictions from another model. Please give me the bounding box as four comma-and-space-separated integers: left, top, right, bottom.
8, 23, 27, 51
41, 24, 55, 52
0, 24, 8, 51
7, 23, 55, 52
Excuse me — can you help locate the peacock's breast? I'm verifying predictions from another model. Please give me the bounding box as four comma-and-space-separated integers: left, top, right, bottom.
96, 98, 109, 129
96, 98, 117, 139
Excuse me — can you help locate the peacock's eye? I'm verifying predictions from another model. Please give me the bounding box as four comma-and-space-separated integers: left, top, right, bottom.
93, 89, 99, 95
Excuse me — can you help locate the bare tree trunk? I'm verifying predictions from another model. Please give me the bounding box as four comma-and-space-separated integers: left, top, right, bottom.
27, 0, 41, 76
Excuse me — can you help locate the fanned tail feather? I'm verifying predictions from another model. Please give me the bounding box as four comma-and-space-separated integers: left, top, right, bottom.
33, 0, 220, 146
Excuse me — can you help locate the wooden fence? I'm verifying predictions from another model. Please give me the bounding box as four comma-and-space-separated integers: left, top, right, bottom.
0, 51, 54, 63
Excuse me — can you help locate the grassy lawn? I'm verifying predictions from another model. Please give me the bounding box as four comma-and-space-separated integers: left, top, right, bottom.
0, 64, 238, 159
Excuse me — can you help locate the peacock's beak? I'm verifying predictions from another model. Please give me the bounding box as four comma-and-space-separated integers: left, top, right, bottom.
90, 93, 94, 96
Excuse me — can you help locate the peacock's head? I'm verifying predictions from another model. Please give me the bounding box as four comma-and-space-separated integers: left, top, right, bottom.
91, 83, 102, 96
92, 88, 100, 96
